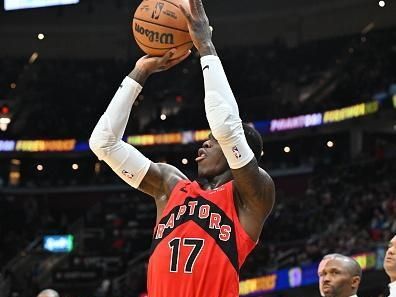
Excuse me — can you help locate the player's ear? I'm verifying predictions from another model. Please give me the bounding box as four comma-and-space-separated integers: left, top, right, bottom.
351, 275, 361, 290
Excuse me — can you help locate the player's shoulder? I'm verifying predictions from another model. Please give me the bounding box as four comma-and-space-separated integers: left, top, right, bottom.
156, 162, 188, 180
155, 162, 190, 195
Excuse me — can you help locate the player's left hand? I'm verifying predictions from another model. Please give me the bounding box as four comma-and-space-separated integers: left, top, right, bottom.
179, 0, 213, 53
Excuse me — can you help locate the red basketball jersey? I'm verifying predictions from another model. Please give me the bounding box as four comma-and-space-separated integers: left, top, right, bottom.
147, 180, 256, 297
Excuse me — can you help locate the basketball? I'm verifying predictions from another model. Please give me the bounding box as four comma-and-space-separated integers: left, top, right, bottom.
132, 0, 193, 59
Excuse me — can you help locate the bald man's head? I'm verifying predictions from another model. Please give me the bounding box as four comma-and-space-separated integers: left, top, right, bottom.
318, 254, 362, 297
37, 289, 59, 297
322, 254, 362, 278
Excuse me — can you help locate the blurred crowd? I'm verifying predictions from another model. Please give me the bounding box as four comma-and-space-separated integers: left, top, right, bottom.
1, 155, 395, 297
1, 26, 396, 297
1, 28, 395, 139
0, 194, 73, 269
242, 157, 396, 278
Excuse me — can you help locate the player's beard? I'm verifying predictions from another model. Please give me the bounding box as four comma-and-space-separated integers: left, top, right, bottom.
321, 284, 338, 297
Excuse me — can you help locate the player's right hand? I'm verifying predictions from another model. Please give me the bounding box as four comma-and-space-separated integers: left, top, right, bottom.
129, 49, 191, 85
179, 0, 214, 55
136, 49, 191, 75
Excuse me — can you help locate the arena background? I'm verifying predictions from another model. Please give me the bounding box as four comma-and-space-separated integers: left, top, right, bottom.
0, 0, 396, 296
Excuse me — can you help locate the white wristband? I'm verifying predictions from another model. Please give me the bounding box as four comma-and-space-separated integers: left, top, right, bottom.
217, 127, 255, 169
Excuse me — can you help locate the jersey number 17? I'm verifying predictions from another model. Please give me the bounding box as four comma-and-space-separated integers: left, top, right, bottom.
168, 238, 205, 273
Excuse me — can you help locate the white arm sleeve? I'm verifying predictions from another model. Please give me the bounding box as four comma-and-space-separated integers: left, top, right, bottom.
201, 55, 254, 169
89, 76, 151, 188
389, 281, 396, 297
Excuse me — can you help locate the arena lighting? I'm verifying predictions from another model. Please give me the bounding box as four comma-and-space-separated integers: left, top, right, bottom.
182, 158, 188, 165
29, 52, 39, 64
4, 0, 80, 11
94, 162, 101, 174
0, 140, 15, 151
11, 159, 21, 165
283, 146, 291, 153
322, 102, 377, 124
128, 132, 184, 146
72, 163, 79, 170
378, 0, 386, 7
353, 252, 376, 270
0, 105, 10, 114
0, 117, 11, 131
37, 164, 44, 171
269, 113, 322, 132
327, 141, 334, 148
37, 33, 45, 40
0, 118, 11, 124
15, 139, 76, 152
160, 114, 167, 121
43, 235, 74, 253
361, 22, 375, 35
0, 100, 385, 152
10, 82, 16, 89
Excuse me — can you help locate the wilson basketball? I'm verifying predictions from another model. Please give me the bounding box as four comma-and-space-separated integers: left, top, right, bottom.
132, 0, 193, 59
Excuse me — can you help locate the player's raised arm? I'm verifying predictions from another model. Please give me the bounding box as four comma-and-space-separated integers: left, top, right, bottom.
89, 50, 190, 202
180, 0, 275, 234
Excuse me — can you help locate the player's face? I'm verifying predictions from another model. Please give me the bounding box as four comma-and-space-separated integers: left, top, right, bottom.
196, 134, 228, 178
318, 259, 356, 297
384, 235, 396, 275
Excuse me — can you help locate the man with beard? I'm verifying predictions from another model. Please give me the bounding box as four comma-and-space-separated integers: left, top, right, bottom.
317, 253, 362, 297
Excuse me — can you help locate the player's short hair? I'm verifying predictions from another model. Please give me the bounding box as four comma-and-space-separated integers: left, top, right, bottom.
323, 253, 362, 278
242, 123, 263, 163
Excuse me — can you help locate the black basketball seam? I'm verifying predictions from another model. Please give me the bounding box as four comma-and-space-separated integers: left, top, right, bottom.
135, 38, 193, 50
133, 17, 189, 33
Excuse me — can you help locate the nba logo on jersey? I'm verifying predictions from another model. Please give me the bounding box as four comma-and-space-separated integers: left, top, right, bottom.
232, 146, 241, 159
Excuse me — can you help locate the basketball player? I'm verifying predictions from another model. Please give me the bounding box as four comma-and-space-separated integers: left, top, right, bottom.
37, 289, 59, 297
317, 254, 362, 297
384, 235, 396, 296
89, 0, 275, 295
